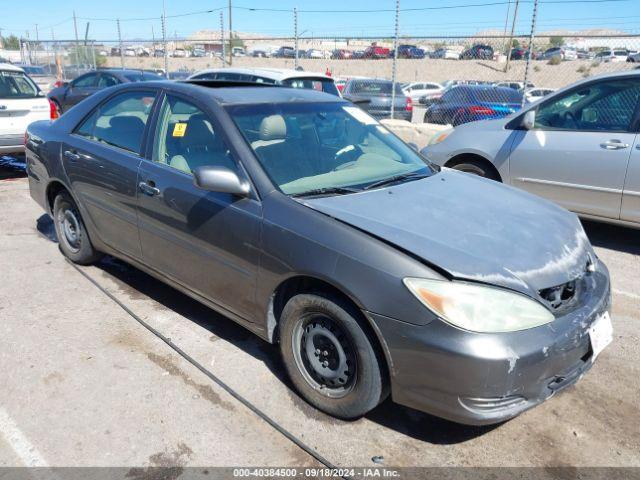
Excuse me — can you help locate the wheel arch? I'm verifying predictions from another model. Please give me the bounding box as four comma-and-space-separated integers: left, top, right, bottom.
45, 179, 73, 215
444, 152, 503, 182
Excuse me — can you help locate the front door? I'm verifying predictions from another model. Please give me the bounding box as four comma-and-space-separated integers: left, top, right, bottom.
508, 77, 640, 219
63, 89, 158, 259
63, 72, 100, 109
136, 93, 262, 320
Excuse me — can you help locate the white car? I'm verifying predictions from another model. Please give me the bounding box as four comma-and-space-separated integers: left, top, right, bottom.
402, 82, 444, 102
495, 81, 536, 91
188, 67, 340, 96
596, 49, 629, 63
306, 49, 324, 59
0, 63, 56, 155
123, 48, 137, 57
523, 87, 556, 103
627, 51, 640, 63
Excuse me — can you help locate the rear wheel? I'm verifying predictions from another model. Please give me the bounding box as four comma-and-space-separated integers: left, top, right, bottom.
279, 293, 387, 419
53, 191, 101, 264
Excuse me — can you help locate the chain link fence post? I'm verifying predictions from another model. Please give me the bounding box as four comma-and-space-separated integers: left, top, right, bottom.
161, 13, 169, 77
117, 19, 124, 69
390, 0, 400, 119
294, 7, 299, 69
522, 0, 539, 107
220, 11, 226, 67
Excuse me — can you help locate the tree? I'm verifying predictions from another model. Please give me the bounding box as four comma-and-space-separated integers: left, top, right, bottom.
2, 34, 21, 50
550, 36, 564, 47
511, 39, 520, 48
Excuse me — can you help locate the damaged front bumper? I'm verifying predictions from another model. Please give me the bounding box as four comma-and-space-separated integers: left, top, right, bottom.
369, 262, 611, 426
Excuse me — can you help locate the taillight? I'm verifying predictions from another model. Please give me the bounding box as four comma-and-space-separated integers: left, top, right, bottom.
468, 105, 495, 115
54, 80, 64, 88
405, 97, 413, 112
48, 99, 59, 120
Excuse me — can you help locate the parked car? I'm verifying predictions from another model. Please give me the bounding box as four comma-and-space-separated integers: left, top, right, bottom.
494, 81, 535, 91
363, 45, 390, 59
424, 85, 523, 126
431, 47, 460, 60
171, 48, 189, 58
422, 70, 640, 228
342, 78, 412, 120
523, 87, 556, 103
124, 47, 137, 57
577, 49, 594, 60
460, 44, 494, 60
13, 64, 57, 93
192, 48, 206, 58
397, 44, 426, 59
509, 47, 529, 60
331, 49, 352, 60
628, 51, 640, 62
188, 67, 340, 96
351, 50, 366, 59
304, 49, 323, 59
47, 69, 163, 114
595, 49, 629, 63
273, 46, 295, 58
251, 50, 268, 58
402, 81, 444, 103
25, 79, 613, 426
539, 47, 577, 61
168, 70, 191, 80
0, 63, 57, 155
153, 49, 165, 57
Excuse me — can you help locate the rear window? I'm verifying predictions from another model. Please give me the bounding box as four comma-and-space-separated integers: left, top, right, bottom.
473, 88, 522, 103
123, 72, 163, 82
281, 77, 340, 96
0, 71, 39, 98
349, 81, 403, 95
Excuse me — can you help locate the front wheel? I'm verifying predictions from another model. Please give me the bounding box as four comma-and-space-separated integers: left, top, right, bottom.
53, 191, 102, 264
279, 293, 387, 419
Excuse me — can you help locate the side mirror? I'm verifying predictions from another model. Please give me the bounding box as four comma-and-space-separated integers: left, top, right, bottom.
522, 110, 536, 130
193, 166, 250, 196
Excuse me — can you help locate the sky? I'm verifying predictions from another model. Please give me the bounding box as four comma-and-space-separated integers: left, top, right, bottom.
1, 0, 639, 42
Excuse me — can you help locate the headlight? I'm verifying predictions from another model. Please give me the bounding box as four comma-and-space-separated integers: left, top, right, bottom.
428, 127, 454, 146
403, 278, 554, 333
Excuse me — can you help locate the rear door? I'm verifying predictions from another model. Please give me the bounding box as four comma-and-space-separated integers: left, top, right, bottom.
62, 89, 158, 259
620, 133, 640, 224
136, 93, 262, 320
0, 69, 50, 147
62, 72, 100, 109
508, 77, 640, 219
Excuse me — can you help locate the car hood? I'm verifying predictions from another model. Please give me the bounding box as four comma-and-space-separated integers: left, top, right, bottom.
299, 169, 594, 297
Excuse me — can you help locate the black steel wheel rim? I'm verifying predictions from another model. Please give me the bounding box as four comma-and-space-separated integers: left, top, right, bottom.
292, 314, 357, 398
57, 207, 81, 253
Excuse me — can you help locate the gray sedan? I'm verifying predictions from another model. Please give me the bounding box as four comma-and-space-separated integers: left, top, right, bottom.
422, 70, 640, 228
26, 81, 611, 425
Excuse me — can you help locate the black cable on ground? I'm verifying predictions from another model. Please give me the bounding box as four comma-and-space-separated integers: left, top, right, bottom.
67, 260, 344, 473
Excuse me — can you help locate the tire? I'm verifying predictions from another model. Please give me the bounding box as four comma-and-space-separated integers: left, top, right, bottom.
279, 293, 387, 419
52, 191, 101, 264
449, 157, 500, 181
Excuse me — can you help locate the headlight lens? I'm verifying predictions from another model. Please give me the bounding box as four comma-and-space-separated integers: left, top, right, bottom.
428, 128, 454, 146
403, 278, 554, 333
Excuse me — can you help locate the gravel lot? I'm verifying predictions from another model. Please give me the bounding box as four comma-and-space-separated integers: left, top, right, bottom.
1, 171, 639, 470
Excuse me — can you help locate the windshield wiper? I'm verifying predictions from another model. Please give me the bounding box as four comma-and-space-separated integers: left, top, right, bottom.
293, 186, 360, 198
363, 171, 430, 191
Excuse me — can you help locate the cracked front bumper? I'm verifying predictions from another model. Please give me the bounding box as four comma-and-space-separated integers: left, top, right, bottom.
369, 263, 611, 425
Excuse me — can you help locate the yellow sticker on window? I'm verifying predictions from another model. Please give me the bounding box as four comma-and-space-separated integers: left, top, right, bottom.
172, 123, 187, 137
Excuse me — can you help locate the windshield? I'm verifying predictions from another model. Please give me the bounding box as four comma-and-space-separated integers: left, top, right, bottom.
281, 77, 340, 96
0, 71, 39, 98
227, 102, 435, 196
349, 81, 403, 95
123, 72, 163, 82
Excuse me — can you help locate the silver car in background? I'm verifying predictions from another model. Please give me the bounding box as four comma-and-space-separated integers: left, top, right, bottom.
422, 70, 640, 228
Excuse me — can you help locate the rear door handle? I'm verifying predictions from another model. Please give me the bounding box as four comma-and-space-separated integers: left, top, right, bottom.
139, 181, 160, 196
600, 139, 630, 150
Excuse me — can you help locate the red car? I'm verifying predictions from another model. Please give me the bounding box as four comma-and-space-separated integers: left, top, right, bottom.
363, 45, 390, 59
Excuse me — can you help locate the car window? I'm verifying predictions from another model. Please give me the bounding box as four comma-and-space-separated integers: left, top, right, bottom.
72, 73, 98, 88
152, 95, 236, 174
122, 72, 162, 82
535, 79, 640, 132
75, 90, 157, 153
252, 76, 277, 84
227, 101, 434, 196
98, 74, 119, 87
281, 77, 340, 96
0, 71, 39, 98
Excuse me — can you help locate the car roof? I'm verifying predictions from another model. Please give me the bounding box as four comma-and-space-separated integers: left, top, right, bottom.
122, 81, 344, 106
188, 67, 332, 81
0, 63, 25, 73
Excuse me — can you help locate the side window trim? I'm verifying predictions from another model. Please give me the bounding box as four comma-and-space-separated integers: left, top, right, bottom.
71, 88, 159, 156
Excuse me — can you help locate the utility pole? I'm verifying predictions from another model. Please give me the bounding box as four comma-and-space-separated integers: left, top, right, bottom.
294, 7, 299, 69
73, 11, 80, 66
390, 0, 400, 119
117, 19, 124, 69
503, 0, 519, 73
220, 11, 226, 67
228, 0, 233, 65
522, 0, 539, 107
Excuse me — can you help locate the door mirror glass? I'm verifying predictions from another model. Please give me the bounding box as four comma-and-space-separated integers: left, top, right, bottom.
522, 110, 536, 130
193, 166, 250, 196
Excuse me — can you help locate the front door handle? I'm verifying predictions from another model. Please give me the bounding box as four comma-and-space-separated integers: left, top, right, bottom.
139, 181, 160, 196
600, 139, 630, 150
63, 150, 80, 161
